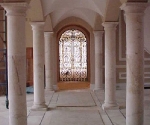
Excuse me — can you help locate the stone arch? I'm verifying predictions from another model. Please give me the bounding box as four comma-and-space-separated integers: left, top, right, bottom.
56, 25, 91, 83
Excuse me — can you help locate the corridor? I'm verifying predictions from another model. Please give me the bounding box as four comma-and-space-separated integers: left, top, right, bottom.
0, 88, 150, 125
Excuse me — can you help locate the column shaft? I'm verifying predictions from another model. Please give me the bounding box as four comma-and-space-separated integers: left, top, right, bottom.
102, 22, 118, 110
52, 35, 58, 90
31, 22, 47, 110
121, 3, 148, 125
94, 31, 104, 90
44, 32, 54, 91
0, 3, 28, 125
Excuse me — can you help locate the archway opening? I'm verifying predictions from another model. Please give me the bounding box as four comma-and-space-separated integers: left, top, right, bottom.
58, 29, 90, 90
59, 29, 87, 81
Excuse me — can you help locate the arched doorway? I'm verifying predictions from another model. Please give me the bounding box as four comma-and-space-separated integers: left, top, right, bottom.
59, 29, 87, 81
57, 27, 90, 90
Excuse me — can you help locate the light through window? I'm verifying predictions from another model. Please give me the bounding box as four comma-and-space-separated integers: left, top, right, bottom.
59, 29, 87, 81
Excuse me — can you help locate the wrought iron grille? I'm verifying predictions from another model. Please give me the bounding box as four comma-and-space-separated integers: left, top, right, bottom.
59, 30, 87, 81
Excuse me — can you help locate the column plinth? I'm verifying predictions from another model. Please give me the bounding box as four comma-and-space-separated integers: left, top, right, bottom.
93, 31, 104, 90
0, 2, 28, 125
31, 22, 48, 111
44, 32, 54, 91
102, 22, 119, 110
121, 2, 148, 125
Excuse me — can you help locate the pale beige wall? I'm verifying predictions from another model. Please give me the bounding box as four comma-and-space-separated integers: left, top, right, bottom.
25, 0, 44, 47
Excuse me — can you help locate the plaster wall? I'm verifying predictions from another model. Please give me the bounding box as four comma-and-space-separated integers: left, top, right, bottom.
25, 0, 44, 47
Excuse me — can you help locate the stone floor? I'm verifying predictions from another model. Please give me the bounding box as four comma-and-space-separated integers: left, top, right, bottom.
0, 88, 150, 125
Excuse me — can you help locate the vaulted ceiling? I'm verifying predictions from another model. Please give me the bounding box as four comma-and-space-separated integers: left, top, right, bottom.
34, 0, 121, 31
0, 0, 149, 31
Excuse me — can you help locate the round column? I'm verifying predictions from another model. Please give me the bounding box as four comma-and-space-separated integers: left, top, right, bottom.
52, 34, 58, 91
93, 31, 104, 90
44, 32, 54, 91
121, 3, 148, 125
31, 22, 48, 111
102, 22, 118, 110
0, 3, 28, 125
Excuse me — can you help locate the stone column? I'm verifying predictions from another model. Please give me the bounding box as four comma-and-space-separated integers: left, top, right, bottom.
52, 34, 58, 90
93, 31, 104, 90
121, 3, 148, 125
44, 32, 54, 91
0, 3, 28, 125
102, 22, 118, 110
31, 22, 48, 110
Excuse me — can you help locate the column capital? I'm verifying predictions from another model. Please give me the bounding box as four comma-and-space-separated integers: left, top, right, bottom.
120, 2, 149, 14
0, 2, 28, 16
93, 30, 104, 37
102, 22, 118, 29
30, 22, 45, 31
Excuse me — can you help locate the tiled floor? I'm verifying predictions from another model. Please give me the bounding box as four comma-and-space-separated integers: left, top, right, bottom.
0, 88, 150, 125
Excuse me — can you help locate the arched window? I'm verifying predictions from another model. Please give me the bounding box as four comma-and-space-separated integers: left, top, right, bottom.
59, 29, 87, 81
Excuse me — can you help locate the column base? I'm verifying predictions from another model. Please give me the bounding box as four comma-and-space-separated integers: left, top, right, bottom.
53, 85, 58, 91
93, 87, 104, 91
102, 102, 119, 110
31, 104, 48, 111
45, 88, 54, 91
90, 84, 95, 90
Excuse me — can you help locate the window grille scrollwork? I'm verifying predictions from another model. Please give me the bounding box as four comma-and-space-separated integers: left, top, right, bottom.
59, 30, 87, 81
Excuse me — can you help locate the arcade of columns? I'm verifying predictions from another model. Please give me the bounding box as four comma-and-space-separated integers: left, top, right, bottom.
0, 2, 148, 125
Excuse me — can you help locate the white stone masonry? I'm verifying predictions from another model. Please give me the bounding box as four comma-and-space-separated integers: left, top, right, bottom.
93, 31, 104, 90
0, 2, 28, 125
102, 22, 118, 110
121, 2, 148, 125
30, 22, 48, 111
44, 32, 54, 91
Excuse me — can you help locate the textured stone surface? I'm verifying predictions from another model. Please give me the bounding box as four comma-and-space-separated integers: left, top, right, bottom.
102, 22, 118, 110
31, 22, 48, 111
0, 2, 28, 125
57, 91, 96, 107
44, 32, 54, 91
93, 31, 104, 90
0, 89, 150, 125
121, 2, 148, 125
